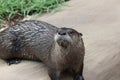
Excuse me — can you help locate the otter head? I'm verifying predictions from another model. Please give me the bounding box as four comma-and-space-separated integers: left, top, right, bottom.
54, 27, 83, 49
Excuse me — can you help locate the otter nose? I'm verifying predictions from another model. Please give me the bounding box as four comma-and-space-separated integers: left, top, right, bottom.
58, 31, 66, 35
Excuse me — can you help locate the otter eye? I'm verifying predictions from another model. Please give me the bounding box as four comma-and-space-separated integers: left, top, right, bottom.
69, 31, 74, 34
79, 33, 83, 36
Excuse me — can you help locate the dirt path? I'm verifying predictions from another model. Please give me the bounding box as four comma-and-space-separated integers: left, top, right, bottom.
0, 0, 120, 80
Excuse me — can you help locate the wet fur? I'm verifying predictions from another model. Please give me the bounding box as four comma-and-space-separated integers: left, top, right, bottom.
0, 20, 85, 80
49, 28, 85, 80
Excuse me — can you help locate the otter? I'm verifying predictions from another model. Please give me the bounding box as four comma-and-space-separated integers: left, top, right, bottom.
0, 20, 85, 80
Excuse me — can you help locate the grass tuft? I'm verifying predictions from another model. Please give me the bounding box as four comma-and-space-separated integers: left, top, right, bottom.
0, 0, 66, 27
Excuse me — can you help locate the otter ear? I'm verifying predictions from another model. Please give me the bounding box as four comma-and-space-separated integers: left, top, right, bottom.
79, 33, 83, 36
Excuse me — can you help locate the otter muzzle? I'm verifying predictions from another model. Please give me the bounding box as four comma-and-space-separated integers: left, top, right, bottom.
54, 34, 71, 48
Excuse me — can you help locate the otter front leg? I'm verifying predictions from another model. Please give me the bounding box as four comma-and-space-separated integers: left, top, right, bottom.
48, 68, 61, 80
5, 58, 21, 65
74, 75, 84, 80
74, 63, 84, 80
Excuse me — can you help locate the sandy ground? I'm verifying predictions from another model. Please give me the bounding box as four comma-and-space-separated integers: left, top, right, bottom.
0, 0, 120, 80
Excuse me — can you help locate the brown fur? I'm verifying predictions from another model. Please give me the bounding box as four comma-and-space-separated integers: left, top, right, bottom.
0, 20, 85, 80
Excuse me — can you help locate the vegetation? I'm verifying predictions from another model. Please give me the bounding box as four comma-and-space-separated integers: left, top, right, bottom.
0, 0, 66, 27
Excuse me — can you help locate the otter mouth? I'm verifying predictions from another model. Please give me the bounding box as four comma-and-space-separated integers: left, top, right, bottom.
55, 34, 71, 48
57, 37, 70, 48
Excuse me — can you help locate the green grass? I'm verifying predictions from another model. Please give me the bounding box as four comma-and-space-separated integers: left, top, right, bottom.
0, 0, 66, 21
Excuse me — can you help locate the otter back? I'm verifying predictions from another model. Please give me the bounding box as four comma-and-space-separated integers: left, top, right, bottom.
0, 20, 57, 62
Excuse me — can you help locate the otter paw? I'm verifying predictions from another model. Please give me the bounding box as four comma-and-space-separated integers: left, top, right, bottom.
74, 75, 84, 80
5, 58, 21, 65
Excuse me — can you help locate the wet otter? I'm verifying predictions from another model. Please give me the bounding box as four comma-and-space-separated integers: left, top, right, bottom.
0, 20, 85, 80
